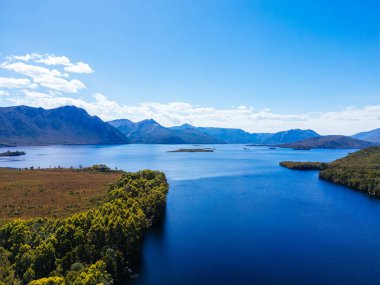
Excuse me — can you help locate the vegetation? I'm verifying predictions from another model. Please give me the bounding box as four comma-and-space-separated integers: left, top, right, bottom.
0, 151, 26, 157
0, 168, 168, 284
280, 161, 328, 170
167, 148, 214, 153
0, 168, 123, 221
83, 164, 112, 172
280, 135, 374, 149
280, 147, 380, 196
319, 147, 380, 196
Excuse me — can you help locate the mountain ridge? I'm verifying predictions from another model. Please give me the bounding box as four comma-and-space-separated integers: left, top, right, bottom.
0, 105, 129, 146
280, 135, 375, 149
352, 128, 380, 144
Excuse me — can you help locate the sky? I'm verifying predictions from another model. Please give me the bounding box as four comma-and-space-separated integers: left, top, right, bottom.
0, 0, 379, 135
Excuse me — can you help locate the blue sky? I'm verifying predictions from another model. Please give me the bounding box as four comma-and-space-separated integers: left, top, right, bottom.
0, 0, 379, 134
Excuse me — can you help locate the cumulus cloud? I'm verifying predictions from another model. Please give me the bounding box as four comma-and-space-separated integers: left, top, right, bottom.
63, 62, 93, 74
11, 53, 94, 74
0, 54, 91, 93
1, 62, 85, 93
0, 77, 36, 89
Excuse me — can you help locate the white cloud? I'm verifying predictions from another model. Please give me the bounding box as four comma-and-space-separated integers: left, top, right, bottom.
11, 53, 41, 61
17, 53, 95, 74
1, 62, 85, 93
64, 62, 93, 74
35, 55, 71, 66
5, 91, 380, 135
0, 77, 35, 89
1, 53, 378, 135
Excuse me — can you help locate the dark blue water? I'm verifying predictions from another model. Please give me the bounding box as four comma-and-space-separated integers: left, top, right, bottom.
1, 145, 380, 285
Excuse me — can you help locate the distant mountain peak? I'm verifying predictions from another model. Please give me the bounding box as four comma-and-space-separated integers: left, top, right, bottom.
180, 123, 195, 128
0, 105, 129, 145
281, 135, 374, 149
352, 128, 380, 144
139, 119, 160, 125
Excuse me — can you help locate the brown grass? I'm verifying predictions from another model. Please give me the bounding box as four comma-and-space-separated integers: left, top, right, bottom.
0, 168, 123, 222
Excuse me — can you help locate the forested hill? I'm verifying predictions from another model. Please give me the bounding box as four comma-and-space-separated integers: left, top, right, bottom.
0, 169, 169, 284
280, 147, 380, 196
352, 128, 380, 144
0, 105, 129, 145
320, 147, 380, 196
280, 135, 374, 149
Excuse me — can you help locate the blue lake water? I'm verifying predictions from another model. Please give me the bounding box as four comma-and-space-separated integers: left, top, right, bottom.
1, 144, 380, 285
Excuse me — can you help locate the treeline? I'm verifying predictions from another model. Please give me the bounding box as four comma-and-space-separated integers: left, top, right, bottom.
279, 161, 328, 170
319, 147, 380, 196
0, 151, 26, 157
280, 147, 380, 196
0, 169, 168, 284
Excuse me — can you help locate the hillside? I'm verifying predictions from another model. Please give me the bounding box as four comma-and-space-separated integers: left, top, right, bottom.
280, 147, 380, 196
191, 127, 256, 143
352, 128, 380, 144
109, 119, 222, 144
195, 127, 319, 144
264, 129, 320, 144
320, 147, 380, 196
0, 106, 129, 145
280, 135, 374, 149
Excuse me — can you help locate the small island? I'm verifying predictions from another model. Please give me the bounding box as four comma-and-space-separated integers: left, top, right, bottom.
0, 150, 26, 157
167, 148, 214, 153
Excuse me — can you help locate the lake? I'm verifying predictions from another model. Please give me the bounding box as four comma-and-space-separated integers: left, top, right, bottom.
1, 144, 380, 285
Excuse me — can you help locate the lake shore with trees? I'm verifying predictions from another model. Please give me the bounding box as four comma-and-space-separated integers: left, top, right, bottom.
0, 167, 169, 284
280, 147, 380, 196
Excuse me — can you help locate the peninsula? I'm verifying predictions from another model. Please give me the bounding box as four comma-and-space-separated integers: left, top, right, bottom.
0, 150, 26, 157
167, 148, 214, 153
0, 166, 169, 284
280, 147, 380, 196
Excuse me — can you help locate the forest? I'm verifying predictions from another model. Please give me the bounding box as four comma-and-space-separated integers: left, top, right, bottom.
0, 169, 169, 284
319, 147, 380, 196
279, 161, 328, 170
280, 147, 380, 196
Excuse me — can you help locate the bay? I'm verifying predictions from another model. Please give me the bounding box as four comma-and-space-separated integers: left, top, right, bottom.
1, 144, 379, 285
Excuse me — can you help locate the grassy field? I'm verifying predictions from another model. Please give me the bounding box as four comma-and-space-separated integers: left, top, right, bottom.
0, 167, 123, 221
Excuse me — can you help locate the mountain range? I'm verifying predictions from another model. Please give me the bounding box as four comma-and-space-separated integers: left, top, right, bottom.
352, 128, 380, 144
109, 119, 322, 145
280, 135, 375, 149
108, 119, 222, 144
0, 105, 378, 148
0, 105, 128, 145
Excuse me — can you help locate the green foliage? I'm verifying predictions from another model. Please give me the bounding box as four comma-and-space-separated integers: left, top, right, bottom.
0, 170, 168, 285
29, 277, 65, 285
0, 151, 26, 157
279, 161, 328, 170
320, 147, 380, 196
84, 165, 111, 172
0, 247, 17, 285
